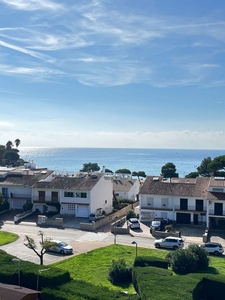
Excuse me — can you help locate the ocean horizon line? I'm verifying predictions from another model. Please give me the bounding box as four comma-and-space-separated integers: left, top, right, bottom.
19, 146, 225, 151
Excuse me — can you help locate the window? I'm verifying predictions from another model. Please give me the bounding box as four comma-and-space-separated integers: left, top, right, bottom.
68, 204, 76, 211
147, 197, 154, 206
105, 200, 107, 204
64, 192, 74, 197
213, 188, 223, 192
76, 192, 87, 198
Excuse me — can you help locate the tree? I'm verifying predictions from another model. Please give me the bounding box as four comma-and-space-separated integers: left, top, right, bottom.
4, 150, 19, 161
208, 155, 225, 176
115, 168, 131, 175
6, 140, 13, 151
197, 157, 212, 177
15, 139, 21, 148
105, 168, 113, 174
185, 172, 199, 178
24, 232, 57, 265
132, 171, 146, 179
161, 162, 178, 179
80, 162, 100, 172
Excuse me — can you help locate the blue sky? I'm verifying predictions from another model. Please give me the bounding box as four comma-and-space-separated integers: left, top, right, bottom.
0, 0, 225, 149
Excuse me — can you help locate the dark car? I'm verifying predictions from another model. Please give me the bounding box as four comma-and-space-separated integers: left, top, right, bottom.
150, 218, 166, 233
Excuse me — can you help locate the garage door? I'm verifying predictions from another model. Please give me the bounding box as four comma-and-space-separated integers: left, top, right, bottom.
77, 205, 89, 218
176, 213, 191, 224
12, 200, 26, 209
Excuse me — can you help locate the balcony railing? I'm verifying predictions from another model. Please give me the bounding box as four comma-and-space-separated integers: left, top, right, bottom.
33, 196, 59, 203
141, 205, 173, 211
10, 193, 31, 201
209, 210, 225, 216
174, 205, 206, 212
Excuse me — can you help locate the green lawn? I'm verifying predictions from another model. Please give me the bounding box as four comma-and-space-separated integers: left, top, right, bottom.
52, 245, 172, 292
0, 231, 19, 245
52, 244, 225, 295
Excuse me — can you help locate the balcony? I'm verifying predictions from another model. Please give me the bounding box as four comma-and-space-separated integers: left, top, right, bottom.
209, 210, 225, 217
141, 205, 173, 211
174, 205, 206, 213
10, 193, 31, 201
33, 196, 59, 203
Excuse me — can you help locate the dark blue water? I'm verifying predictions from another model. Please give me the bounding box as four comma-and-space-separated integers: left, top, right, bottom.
19, 148, 225, 177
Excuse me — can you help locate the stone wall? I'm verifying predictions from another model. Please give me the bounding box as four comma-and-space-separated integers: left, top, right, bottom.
80, 201, 139, 232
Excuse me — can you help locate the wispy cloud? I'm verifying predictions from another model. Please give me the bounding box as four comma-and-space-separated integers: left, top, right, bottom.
1, 0, 64, 11
0, 40, 54, 62
0, 0, 224, 87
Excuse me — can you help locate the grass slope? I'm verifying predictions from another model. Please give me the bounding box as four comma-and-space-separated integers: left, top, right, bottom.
0, 231, 19, 245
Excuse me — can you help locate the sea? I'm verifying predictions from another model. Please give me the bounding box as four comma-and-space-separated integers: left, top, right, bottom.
18, 148, 225, 178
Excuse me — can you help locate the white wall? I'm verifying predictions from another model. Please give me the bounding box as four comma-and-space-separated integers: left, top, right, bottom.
90, 176, 113, 214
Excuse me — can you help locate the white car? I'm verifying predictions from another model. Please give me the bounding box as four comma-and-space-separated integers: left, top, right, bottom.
154, 237, 184, 250
127, 218, 140, 229
200, 242, 224, 256
48, 240, 73, 255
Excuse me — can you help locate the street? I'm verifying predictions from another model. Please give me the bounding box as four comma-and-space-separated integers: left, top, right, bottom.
0, 221, 209, 265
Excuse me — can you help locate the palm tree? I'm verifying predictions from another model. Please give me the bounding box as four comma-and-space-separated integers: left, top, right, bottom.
15, 139, 21, 148
6, 141, 13, 151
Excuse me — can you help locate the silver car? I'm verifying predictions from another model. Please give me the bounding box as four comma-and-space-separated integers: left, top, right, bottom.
154, 237, 184, 250
200, 242, 224, 256
127, 218, 140, 229
48, 240, 73, 255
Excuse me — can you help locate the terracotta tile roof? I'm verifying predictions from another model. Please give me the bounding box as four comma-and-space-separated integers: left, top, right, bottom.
112, 178, 137, 192
207, 192, 225, 201
0, 170, 53, 187
33, 173, 104, 190
140, 176, 210, 198
0, 283, 39, 300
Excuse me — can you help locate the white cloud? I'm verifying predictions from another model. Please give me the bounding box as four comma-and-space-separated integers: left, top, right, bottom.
9, 129, 225, 149
1, 0, 64, 11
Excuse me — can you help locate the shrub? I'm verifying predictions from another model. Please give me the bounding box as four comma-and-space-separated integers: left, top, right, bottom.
23, 202, 33, 212
134, 256, 168, 269
126, 209, 136, 220
187, 244, 209, 270
108, 258, 132, 284
165, 224, 175, 232
170, 249, 197, 274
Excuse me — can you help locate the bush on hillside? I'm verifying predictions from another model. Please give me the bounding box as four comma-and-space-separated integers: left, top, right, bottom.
168, 249, 197, 274
108, 258, 132, 284
187, 244, 209, 270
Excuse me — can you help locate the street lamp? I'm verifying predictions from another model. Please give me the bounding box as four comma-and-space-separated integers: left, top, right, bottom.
37, 268, 50, 291
131, 241, 138, 258
12, 258, 21, 288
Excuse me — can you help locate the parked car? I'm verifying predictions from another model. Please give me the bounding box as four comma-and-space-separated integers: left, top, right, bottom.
48, 240, 73, 255
150, 218, 166, 233
154, 236, 184, 250
200, 242, 224, 256
127, 218, 140, 229
89, 213, 105, 222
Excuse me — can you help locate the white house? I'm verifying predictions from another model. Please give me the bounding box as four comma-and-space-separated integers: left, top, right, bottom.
139, 176, 210, 226
207, 176, 225, 229
112, 178, 140, 200
0, 166, 53, 210
0, 166, 113, 218
32, 172, 113, 217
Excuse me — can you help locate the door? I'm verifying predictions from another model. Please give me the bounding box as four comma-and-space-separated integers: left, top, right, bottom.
196, 200, 203, 211
214, 203, 223, 215
51, 191, 58, 202
180, 199, 188, 210
176, 213, 191, 224
77, 205, 89, 218
38, 191, 45, 202
194, 214, 198, 225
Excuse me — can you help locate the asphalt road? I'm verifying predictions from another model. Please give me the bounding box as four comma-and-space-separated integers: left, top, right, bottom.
0, 221, 213, 265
